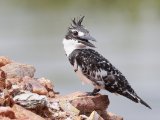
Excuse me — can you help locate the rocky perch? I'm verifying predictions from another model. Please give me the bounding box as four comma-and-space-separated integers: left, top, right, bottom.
0, 56, 123, 120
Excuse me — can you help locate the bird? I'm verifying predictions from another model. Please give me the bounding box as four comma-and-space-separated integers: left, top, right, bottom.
62, 16, 151, 109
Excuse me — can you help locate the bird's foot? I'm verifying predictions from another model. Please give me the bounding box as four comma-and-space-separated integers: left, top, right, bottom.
86, 89, 100, 96
86, 92, 97, 96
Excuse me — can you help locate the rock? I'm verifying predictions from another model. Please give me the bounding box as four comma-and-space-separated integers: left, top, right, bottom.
59, 100, 80, 117
47, 101, 66, 119
48, 101, 60, 111
0, 116, 11, 120
47, 100, 80, 119
0, 69, 6, 81
13, 92, 47, 109
0, 57, 123, 120
37, 77, 57, 98
6, 78, 22, 85
0, 106, 15, 119
67, 92, 109, 114
3, 95, 14, 107
0, 56, 11, 67
37, 77, 54, 91
0, 69, 6, 92
107, 112, 123, 120
0, 70, 6, 91
22, 76, 48, 95
8, 85, 21, 97
79, 114, 89, 119
0, 89, 14, 106
5, 80, 12, 90
0, 97, 5, 106
48, 91, 55, 98
1, 63, 35, 79
5, 78, 22, 97
49, 92, 109, 119
52, 111, 68, 119
12, 104, 45, 120
87, 111, 104, 120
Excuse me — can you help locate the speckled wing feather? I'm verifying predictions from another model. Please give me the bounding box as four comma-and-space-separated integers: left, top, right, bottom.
69, 49, 151, 109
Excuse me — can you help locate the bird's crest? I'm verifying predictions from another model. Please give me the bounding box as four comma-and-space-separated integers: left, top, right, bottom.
70, 16, 85, 29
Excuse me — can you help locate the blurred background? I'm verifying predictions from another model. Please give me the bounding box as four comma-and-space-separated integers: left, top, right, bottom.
0, 0, 159, 119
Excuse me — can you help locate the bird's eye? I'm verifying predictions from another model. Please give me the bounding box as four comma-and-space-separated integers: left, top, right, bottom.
73, 31, 78, 36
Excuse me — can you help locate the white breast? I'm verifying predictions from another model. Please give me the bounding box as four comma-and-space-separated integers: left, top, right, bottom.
63, 38, 87, 56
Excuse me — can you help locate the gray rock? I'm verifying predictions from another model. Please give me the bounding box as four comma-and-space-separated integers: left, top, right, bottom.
48, 101, 60, 111
13, 92, 47, 109
1, 63, 35, 78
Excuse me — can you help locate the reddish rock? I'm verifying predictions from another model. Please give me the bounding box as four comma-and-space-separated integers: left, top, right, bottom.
37, 77, 57, 97
22, 76, 48, 95
6, 78, 22, 85
48, 91, 55, 98
70, 92, 109, 114
0, 70, 6, 91
0, 89, 14, 106
0, 97, 5, 106
5, 80, 12, 90
0, 82, 5, 92
3, 96, 14, 107
51, 92, 109, 115
37, 77, 54, 91
0, 56, 12, 67
0, 57, 123, 120
0, 106, 15, 119
107, 112, 123, 120
0, 116, 11, 120
5, 78, 22, 96
0, 69, 6, 81
1, 63, 35, 79
8, 85, 21, 97
12, 104, 45, 120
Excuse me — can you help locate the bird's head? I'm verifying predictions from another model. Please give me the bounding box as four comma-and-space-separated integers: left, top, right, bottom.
63, 16, 96, 56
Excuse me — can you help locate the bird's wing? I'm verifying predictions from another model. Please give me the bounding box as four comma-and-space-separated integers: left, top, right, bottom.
71, 49, 124, 89
69, 49, 151, 109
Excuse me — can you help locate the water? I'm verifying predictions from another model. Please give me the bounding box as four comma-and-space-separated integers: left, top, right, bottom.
0, 1, 160, 119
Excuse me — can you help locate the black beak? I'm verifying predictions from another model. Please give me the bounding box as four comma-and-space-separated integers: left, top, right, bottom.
77, 34, 96, 48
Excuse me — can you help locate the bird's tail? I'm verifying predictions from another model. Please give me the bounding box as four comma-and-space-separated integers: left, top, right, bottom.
118, 91, 152, 109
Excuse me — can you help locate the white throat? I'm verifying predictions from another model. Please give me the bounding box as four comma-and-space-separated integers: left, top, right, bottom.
63, 38, 87, 56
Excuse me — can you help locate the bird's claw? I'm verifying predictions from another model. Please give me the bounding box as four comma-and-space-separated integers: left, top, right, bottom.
86, 92, 98, 96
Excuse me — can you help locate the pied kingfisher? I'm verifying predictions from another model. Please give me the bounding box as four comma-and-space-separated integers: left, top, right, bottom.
62, 16, 151, 109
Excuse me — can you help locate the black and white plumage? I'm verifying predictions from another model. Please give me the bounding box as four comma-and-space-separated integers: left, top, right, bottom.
63, 16, 151, 109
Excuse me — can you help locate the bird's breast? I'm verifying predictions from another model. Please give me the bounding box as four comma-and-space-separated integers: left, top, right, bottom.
76, 68, 92, 85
